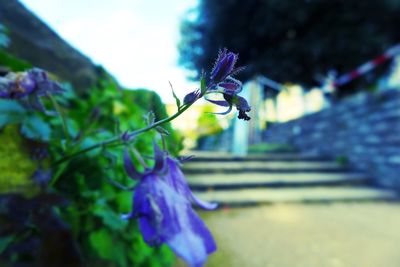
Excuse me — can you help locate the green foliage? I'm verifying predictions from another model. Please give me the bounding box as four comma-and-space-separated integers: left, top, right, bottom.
248, 143, 295, 153
0, 100, 26, 128
0, 32, 31, 71
49, 78, 178, 266
170, 84, 181, 110
336, 155, 349, 166
0, 50, 32, 71
200, 76, 207, 94
123, 88, 183, 155
0, 100, 51, 141
179, 0, 400, 96
20, 115, 51, 141
0, 72, 178, 266
197, 105, 223, 137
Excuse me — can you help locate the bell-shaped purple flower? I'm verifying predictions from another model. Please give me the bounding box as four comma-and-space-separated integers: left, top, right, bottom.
164, 156, 218, 210
122, 144, 217, 267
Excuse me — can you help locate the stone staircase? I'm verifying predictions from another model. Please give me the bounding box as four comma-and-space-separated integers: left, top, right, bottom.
183, 151, 398, 206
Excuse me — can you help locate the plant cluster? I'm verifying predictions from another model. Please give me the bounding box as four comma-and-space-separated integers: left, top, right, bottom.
0, 47, 250, 267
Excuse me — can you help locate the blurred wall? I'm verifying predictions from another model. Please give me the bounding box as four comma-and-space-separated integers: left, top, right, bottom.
0, 0, 101, 92
263, 89, 400, 191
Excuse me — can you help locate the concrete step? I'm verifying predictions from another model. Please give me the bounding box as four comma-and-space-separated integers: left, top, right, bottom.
187, 172, 369, 190
193, 187, 398, 206
185, 151, 329, 162
183, 161, 346, 174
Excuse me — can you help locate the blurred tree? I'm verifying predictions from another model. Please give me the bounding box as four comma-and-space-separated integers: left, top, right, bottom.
196, 105, 224, 137
179, 0, 400, 96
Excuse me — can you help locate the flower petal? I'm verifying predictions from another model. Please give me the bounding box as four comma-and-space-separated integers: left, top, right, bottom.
235, 95, 251, 112
205, 98, 230, 107
218, 82, 241, 94
164, 157, 217, 210
234, 95, 251, 121
153, 142, 166, 173
167, 207, 216, 267
134, 179, 163, 245
191, 195, 218, 210
123, 148, 142, 180
211, 105, 233, 115
210, 48, 238, 84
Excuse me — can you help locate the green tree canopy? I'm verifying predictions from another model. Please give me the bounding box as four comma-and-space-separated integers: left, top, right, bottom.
179, 0, 400, 95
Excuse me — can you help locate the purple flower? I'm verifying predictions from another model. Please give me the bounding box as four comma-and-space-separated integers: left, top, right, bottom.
122, 144, 217, 267
163, 156, 218, 210
31, 168, 52, 187
0, 68, 63, 99
210, 48, 242, 84
0, 72, 34, 99
0, 68, 64, 112
206, 94, 251, 121
205, 49, 251, 120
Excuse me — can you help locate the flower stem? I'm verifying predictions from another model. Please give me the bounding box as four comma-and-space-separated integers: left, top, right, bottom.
52, 102, 193, 167
48, 94, 70, 145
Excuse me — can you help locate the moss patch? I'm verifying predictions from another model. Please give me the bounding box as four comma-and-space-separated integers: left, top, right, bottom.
0, 125, 36, 193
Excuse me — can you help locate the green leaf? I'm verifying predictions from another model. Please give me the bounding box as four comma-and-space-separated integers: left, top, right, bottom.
115, 191, 132, 212
0, 236, 14, 254
89, 229, 114, 259
20, 115, 51, 141
0, 50, 31, 71
89, 229, 128, 267
200, 76, 207, 94
93, 204, 127, 231
155, 126, 169, 136
0, 100, 26, 128
169, 81, 181, 109
143, 111, 155, 125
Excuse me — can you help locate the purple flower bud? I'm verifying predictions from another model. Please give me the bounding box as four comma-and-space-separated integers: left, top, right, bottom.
88, 107, 101, 123
31, 168, 52, 187
234, 95, 251, 121
210, 48, 238, 84
183, 89, 200, 105
121, 131, 131, 142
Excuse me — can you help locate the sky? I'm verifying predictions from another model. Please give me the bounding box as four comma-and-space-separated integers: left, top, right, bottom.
19, 0, 198, 103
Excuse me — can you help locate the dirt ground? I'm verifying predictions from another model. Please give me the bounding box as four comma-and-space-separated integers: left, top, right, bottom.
176, 202, 400, 267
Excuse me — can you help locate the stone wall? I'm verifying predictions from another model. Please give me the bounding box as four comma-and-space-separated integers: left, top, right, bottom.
0, 0, 101, 92
263, 89, 400, 190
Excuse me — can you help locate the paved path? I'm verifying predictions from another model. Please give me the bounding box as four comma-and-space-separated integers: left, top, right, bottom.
200, 203, 400, 267
174, 152, 400, 266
